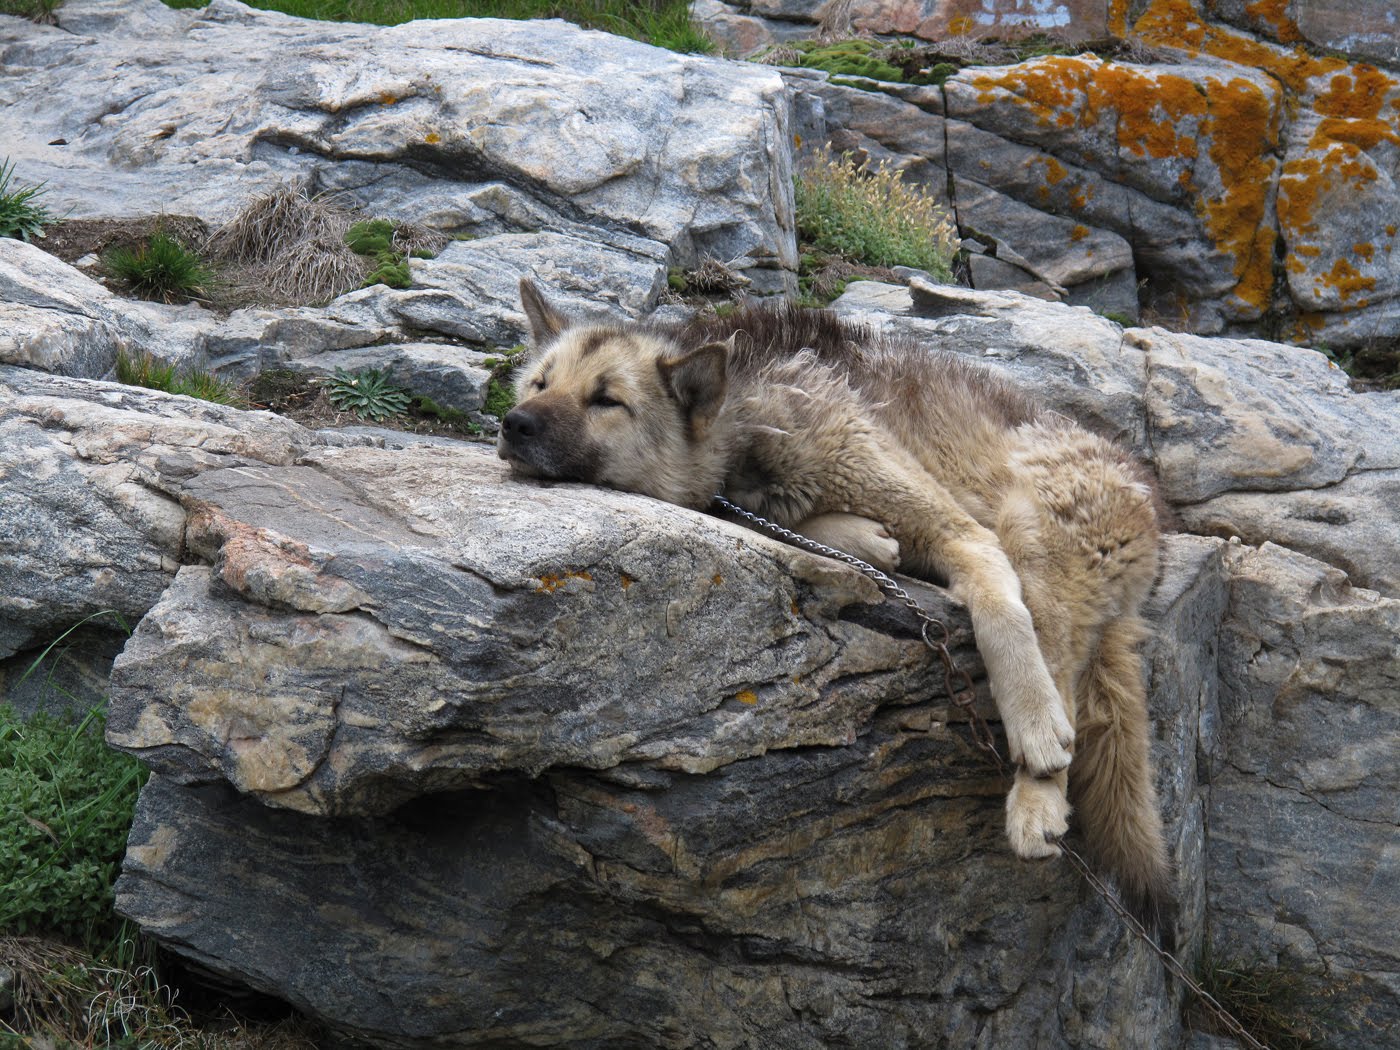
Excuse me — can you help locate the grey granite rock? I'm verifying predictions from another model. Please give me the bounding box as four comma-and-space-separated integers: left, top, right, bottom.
1207, 542, 1400, 1048
1, 0, 798, 289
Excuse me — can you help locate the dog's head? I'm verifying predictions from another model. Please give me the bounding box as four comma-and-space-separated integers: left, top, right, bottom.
496, 279, 733, 507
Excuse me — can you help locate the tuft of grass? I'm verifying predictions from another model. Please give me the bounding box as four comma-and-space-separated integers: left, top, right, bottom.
159, 0, 713, 51
206, 183, 367, 305
116, 349, 249, 407
794, 149, 959, 278
2, 934, 326, 1049
0, 158, 55, 242
324, 366, 412, 421
411, 394, 483, 434
104, 233, 214, 303
0, 0, 60, 22
1194, 944, 1331, 1050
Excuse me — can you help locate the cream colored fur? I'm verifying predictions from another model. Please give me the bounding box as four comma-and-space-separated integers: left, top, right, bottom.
499, 281, 1172, 922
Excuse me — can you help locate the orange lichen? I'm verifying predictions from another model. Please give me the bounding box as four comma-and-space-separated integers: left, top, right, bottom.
1070, 224, 1090, 241
711, 573, 723, 585
379, 92, 398, 105
619, 573, 633, 590
1243, 0, 1303, 44
1108, 0, 1131, 37
423, 132, 441, 145
1133, 0, 1346, 95
948, 15, 974, 36
976, 51, 1278, 315
1316, 66, 1395, 120
1353, 243, 1375, 262
736, 690, 758, 705
1318, 258, 1376, 302
534, 570, 593, 594
1043, 156, 1068, 183
1198, 76, 1279, 313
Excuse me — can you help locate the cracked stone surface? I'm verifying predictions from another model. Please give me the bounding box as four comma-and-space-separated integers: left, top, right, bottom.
1208, 542, 1400, 1046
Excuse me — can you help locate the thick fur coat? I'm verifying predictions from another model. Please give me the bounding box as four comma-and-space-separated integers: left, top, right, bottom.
499, 280, 1172, 924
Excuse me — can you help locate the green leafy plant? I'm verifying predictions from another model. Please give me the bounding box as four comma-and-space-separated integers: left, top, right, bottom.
325, 366, 412, 420
795, 149, 960, 278
104, 232, 214, 303
116, 349, 248, 407
0, 704, 147, 944
0, 158, 55, 242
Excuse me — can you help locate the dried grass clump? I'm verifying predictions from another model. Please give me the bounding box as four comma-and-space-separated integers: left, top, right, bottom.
205, 184, 350, 266
391, 220, 449, 258
263, 233, 370, 305
1, 935, 325, 1049
685, 256, 751, 295
794, 148, 960, 279
204, 184, 368, 305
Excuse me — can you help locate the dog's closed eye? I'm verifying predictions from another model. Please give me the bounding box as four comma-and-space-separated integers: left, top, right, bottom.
590, 392, 627, 410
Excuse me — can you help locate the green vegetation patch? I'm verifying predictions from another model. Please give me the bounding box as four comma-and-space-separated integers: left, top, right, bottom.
160, 0, 713, 53
104, 232, 214, 303
794, 149, 959, 278
1194, 945, 1333, 1050
116, 350, 249, 407
412, 393, 483, 434
0, 158, 55, 242
0, 0, 59, 21
481, 344, 528, 418
790, 39, 903, 83
0, 705, 147, 944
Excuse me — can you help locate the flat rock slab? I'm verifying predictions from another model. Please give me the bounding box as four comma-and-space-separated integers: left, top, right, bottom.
106, 443, 970, 815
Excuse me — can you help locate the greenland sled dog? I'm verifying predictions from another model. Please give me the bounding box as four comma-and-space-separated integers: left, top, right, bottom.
498, 279, 1172, 923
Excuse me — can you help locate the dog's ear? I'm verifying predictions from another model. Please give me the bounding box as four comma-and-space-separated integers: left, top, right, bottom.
658, 340, 729, 438
520, 278, 570, 345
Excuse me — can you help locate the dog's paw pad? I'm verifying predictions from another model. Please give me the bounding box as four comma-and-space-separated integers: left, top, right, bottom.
1005, 778, 1070, 860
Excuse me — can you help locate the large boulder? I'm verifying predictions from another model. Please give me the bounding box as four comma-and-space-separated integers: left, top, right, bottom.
1, 0, 797, 290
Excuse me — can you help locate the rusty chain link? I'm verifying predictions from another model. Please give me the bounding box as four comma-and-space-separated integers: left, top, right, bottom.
712, 494, 1272, 1050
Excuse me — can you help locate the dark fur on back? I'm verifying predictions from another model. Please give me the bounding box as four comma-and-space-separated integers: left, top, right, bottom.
662, 301, 1045, 433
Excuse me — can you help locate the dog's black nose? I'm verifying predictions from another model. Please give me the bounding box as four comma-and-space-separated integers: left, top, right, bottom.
502, 406, 541, 442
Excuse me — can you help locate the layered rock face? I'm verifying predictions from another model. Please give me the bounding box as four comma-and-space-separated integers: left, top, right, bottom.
707, 0, 1400, 351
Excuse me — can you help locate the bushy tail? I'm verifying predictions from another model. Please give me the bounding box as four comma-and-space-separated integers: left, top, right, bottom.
1069, 616, 1175, 944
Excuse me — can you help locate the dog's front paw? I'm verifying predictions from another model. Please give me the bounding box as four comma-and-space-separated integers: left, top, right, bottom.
796, 513, 900, 574
1005, 701, 1075, 777
1005, 776, 1070, 859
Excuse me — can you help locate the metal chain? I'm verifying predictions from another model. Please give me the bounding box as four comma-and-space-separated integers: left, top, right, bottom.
712, 495, 1003, 765
711, 494, 1272, 1050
